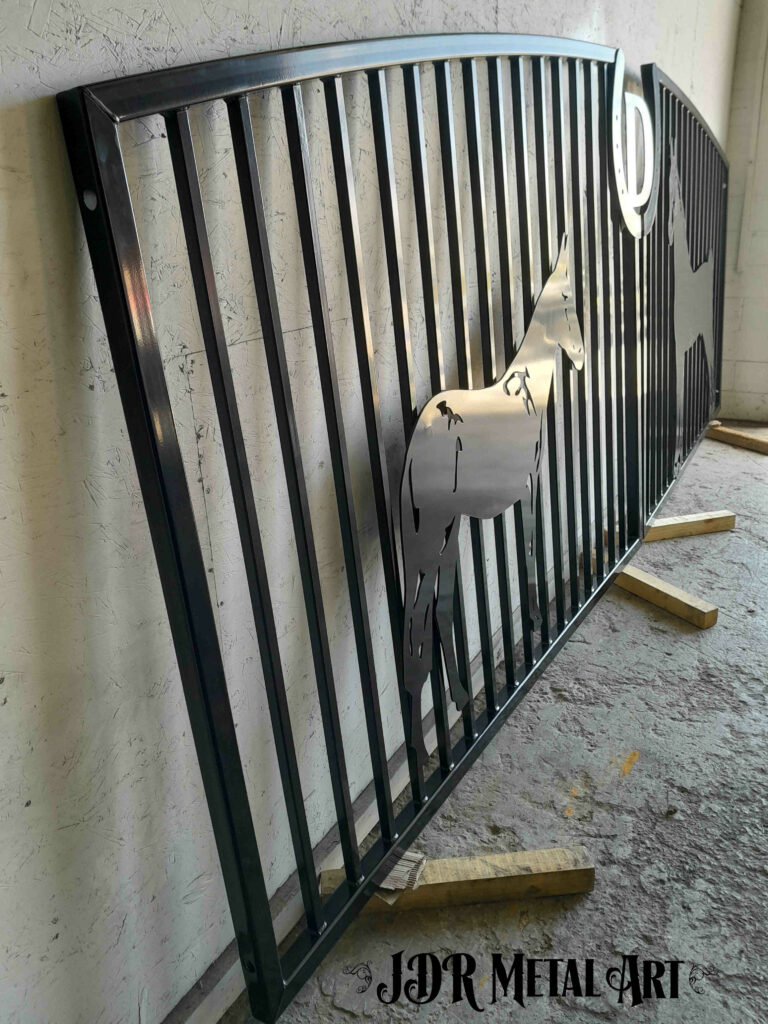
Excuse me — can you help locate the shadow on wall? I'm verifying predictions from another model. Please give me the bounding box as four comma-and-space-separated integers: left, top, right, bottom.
0, 96, 227, 1023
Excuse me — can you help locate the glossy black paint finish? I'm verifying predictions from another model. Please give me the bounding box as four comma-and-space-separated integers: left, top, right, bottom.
57, 90, 285, 1024
639, 76, 727, 519
57, 33, 726, 1023
433, 58, 499, 719
166, 105, 326, 936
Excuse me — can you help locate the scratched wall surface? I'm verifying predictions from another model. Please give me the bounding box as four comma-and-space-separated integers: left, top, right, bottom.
0, 3, 739, 1024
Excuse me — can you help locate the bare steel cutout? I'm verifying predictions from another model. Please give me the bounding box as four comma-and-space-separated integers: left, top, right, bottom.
400, 235, 585, 764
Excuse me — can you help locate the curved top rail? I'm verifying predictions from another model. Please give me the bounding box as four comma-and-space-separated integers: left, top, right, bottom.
655, 67, 728, 165
81, 32, 617, 122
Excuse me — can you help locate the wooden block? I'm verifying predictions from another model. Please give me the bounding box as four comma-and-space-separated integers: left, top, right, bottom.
614, 565, 718, 628
578, 547, 608, 571
644, 510, 735, 542
706, 424, 768, 455
320, 846, 594, 914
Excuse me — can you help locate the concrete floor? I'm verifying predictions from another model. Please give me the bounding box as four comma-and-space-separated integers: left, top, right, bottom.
222, 432, 767, 1024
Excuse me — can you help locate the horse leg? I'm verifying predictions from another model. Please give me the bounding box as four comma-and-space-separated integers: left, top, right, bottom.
408, 687, 429, 767
672, 297, 686, 471
674, 359, 685, 471
519, 490, 542, 631
403, 562, 438, 766
435, 548, 469, 710
703, 329, 716, 411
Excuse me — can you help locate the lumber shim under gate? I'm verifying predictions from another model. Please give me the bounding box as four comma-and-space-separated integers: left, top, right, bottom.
614, 565, 718, 628
320, 846, 594, 914
644, 510, 735, 542
706, 423, 768, 455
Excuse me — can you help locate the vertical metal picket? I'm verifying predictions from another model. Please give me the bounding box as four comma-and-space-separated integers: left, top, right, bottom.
59, 37, 728, 1023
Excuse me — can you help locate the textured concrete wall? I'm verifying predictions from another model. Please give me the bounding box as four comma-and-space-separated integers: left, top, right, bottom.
721, 0, 768, 422
0, 4, 739, 1024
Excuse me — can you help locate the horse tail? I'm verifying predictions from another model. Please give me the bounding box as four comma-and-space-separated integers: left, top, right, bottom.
400, 453, 432, 765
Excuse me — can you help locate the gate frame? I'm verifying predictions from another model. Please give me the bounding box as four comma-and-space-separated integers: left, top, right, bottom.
57, 34, 726, 1022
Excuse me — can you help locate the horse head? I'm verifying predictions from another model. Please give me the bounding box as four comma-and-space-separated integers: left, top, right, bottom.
540, 234, 585, 371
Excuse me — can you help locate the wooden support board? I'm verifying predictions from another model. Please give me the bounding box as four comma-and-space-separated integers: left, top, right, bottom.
644, 510, 735, 542
614, 565, 718, 628
706, 424, 768, 455
319, 846, 594, 914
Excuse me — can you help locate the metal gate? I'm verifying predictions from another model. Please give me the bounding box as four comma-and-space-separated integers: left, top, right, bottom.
57, 34, 726, 1022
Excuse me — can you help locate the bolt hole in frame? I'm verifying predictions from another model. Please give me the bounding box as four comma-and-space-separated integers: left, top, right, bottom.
57, 34, 726, 1023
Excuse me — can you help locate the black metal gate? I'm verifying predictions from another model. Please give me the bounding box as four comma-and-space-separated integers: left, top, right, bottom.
57, 34, 726, 1023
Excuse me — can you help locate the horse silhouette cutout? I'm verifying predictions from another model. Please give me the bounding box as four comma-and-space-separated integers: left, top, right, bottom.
669, 140, 716, 469
399, 234, 585, 765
